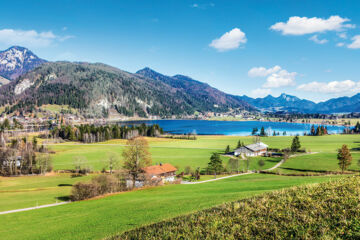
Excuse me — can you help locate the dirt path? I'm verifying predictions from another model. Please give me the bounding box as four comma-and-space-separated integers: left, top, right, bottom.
0, 201, 69, 215
1, 152, 319, 214
182, 152, 319, 184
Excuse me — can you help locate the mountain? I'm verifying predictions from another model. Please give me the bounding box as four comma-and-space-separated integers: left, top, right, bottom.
0, 63, 251, 118
239, 93, 317, 112
0, 46, 46, 81
316, 93, 360, 113
240, 93, 360, 114
136, 67, 251, 111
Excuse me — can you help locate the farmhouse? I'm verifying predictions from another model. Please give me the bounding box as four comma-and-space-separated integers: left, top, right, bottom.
234, 142, 268, 157
144, 163, 177, 182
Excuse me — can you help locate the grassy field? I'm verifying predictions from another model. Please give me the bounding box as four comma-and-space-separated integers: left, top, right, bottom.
117, 176, 360, 239
47, 134, 360, 172
0, 174, 92, 212
273, 152, 360, 174
0, 174, 344, 240
39, 104, 78, 114
0, 134, 358, 239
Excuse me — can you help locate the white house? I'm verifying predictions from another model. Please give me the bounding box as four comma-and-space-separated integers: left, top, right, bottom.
234, 142, 268, 157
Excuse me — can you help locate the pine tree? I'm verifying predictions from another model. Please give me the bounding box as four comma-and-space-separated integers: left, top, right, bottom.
310, 125, 315, 136
291, 136, 301, 152
260, 126, 266, 136
338, 144, 352, 173
208, 153, 223, 178
225, 145, 230, 154
237, 140, 241, 148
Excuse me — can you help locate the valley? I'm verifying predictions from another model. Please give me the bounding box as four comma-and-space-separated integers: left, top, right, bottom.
1, 133, 359, 239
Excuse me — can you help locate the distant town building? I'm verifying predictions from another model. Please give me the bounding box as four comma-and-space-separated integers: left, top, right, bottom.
234, 142, 268, 157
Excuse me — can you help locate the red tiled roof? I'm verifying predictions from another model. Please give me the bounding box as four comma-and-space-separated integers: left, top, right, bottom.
144, 163, 177, 175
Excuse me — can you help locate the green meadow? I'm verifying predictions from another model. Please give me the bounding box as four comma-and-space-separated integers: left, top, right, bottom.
0, 174, 344, 240
48, 134, 360, 172
0, 134, 359, 239
0, 174, 92, 212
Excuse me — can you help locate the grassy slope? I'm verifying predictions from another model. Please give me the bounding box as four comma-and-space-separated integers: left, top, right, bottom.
39, 104, 78, 114
275, 152, 360, 174
117, 176, 360, 240
0, 174, 92, 211
0, 174, 343, 240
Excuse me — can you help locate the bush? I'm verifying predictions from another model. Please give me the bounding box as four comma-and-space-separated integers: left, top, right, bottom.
184, 166, 192, 175
92, 175, 120, 195
70, 182, 99, 201
71, 174, 127, 201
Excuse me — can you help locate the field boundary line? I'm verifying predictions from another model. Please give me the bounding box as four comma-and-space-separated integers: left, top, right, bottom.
0, 201, 70, 215
43, 143, 224, 150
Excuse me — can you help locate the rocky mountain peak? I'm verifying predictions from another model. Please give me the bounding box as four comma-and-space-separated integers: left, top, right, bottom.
0, 46, 46, 81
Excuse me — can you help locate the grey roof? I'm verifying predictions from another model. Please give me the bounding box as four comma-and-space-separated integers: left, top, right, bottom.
245, 143, 267, 152
234, 142, 268, 153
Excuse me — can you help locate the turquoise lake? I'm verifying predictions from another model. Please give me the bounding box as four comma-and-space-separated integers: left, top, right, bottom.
123, 120, 346, 136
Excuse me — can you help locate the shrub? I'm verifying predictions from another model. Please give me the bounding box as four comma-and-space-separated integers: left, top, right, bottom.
70, 182, 99, 201
92, 175, 120, 195
184, 166, 192, 175
71, 173, 128, 201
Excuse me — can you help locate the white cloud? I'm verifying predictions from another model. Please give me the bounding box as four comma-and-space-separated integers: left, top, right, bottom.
337, 32, 347, 39
309, 35, 328, 44
191, 3, 215, 9
270, 16, 355, 35
209, 28, 247, 52
297, 80, 360, 94
251, 88, 271, 98
337, 42, 345, 47
248, 65, 297, 88
348, 35, 360, 49
0, 28, 73, 48
248, 65, 281, 77
263, 69, 297, 88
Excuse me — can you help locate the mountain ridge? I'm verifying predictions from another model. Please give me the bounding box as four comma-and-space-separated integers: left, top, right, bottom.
0, 62, 251, 118
240, 93, 360, 113
0, 46, 360, 116
0, 46, 47, 81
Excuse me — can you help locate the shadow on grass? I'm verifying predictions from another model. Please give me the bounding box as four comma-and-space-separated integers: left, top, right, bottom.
280, 167, 329, 173
58, 184, 73, 187
266, 159, 282, 163
56, 196, 71, 201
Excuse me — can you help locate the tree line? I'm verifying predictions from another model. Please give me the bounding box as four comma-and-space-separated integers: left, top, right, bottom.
306, 125, 328, 136
0, 135, 52, 176
51, 123, 164, 143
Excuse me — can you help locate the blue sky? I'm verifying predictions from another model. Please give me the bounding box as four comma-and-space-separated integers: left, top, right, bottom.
1, 0, 360, 102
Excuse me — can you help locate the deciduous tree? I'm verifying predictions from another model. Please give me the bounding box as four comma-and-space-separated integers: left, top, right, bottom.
122, 137, 151, 188
338, 144, 352, 173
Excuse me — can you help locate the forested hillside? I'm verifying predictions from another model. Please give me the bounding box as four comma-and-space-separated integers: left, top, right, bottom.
0, 62, 251, 118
